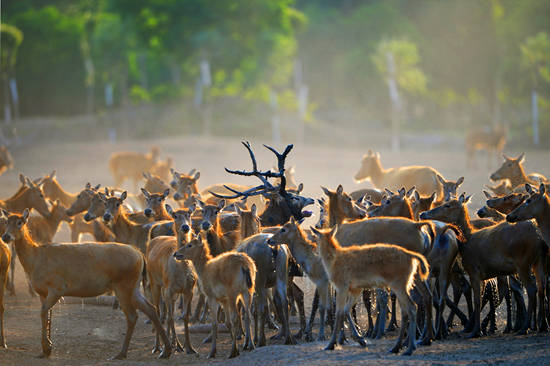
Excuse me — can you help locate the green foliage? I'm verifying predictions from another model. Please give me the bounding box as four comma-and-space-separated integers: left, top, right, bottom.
521, 32, 550, 86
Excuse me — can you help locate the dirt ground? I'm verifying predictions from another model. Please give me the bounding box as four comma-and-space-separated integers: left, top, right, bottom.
1, 135, 550, 365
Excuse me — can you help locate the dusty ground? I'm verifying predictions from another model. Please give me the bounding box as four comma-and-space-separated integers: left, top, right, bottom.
1, 135, 550, 365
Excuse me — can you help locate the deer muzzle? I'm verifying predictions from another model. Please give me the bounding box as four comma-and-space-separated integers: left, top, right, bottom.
2, 233, 13, 243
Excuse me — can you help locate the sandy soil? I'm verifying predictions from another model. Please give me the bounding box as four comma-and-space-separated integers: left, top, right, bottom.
1, 135, 550, 365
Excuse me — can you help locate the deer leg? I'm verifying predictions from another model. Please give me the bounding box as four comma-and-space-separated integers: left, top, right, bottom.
241, 291, 255, 351
305, 289, 319, 342
182, 291, 196, 354
325, 290, 345, 351
466, 277, 482, 338
165, 289, 183, 353
345, 294, 367, 347
503, 276, 513, 333
317, 284, 330, 341
362, 289, 374, 338
207, 298, 220, 358
517, 269, 537, 335
130, 287, 171, 359
0, 267, 6, 348
150, 283, 162, 354
191, 293, 205, 323
375, 289, 389, 339
7, 246, 15, 296
290, 281, 306, 339
38, 293, 60, 358
416, 279, 434, 346
534, 262, 548, 332
386, 291, 397, 332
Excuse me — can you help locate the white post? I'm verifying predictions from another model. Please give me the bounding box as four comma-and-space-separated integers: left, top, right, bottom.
532, 89, 539, 146
386, 52, 401, 153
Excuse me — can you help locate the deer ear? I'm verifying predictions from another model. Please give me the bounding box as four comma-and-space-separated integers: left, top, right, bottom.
297, 183, 304, 194
384, 188, 394, 196
196, 199, 205, 209
483, 190, 492, 199
290, 216, 296, 225
163, 188, 170, 198
50, 170, 56, 178
19, 174, 26, 185
310, 226, 321, 238
235, 204, 242, 215
437, 175, 446, 184
141, 188, 150, 198
406, 187, 415, 198
540, 183, 546, 195
120, 191, 127, 201
456, 177, 464, 186
165, 204, 174, 217
22, 208, 29, 221
218, 199, 226, 210
336, 185, 344, 195
414, 191, 420, 200
1, 209, 9, 217
250, 203, 257, 217
321, 186, 331, 197
398, 187, 406, 197
193, 171, 200, 181
517, 152, 525, 163
98, 192, 107, 201
525, 184, 534, 194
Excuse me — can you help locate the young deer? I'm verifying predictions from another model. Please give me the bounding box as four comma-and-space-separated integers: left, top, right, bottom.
312, 226, 429, 356
436, 175, 464, 203
321, 185, 366, 227
146, 204, 196, 354
268, 218, 331, 342
174, 233, 256, 358
109, 146, 160, 191
354, 149, 444, 200
0, 237, 10, 348
411, 191, 436, 221
421, 194, 548, 337
1, 208, 171, 359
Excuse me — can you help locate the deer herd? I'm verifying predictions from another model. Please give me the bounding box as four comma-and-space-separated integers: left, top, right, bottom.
0, 141, 549, 360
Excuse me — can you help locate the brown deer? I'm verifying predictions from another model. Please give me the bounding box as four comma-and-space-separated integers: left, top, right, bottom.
485, 191, 527, 214
109, 146, 160, 191
174, 233, 256, 358
146, 204, 196, 354
268, 218, 331, 342
3, 175, 51, 295
311, 226, 429, 356
321, 185, 366, 227
0, 146, 13, 176
507, 183, 550, 247
466, 124, 506, 169
411, 191, 436, 221
27, 200, 73, 244
354, 149, 444, 200
1, 208, 172, 359
420, 194, 548, 337
436, 175, 464, 203
490, 153, 546, 189
0, 237, 10, 348
367, 187, 415, 219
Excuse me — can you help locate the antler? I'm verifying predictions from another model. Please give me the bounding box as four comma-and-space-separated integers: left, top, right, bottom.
210, 141, 293, 200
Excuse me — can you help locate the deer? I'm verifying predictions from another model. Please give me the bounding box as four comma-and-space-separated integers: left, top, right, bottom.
41, 172, 98, 243
146, 204, 197, 355
174, 233, 256, 358
0, 236, 10, 348
420, 194, 548, 337
367, 187, 415, 219
485, 191, 527, 214
1, 208, 172, 359
435, 175, 464, 204
268, 217, 332, 342
490, 153, 547, 189
27, 200, 73, 244
465, 124, 506, 169
311, 226, 430, 356
486, 180, 512, 196
350, 188, 384, 204
0, 145, 13, 176
354, 149, 445, 200
411, 191, 436, 221
3, 175, 51, 295
109, 146, 160, 191
150, 157, 173, 183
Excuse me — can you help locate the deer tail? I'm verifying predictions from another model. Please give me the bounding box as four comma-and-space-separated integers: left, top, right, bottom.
441, 223, 466, 243
417, 221, 435, 244
410, 252, 430, 281
242, 266, 253, 289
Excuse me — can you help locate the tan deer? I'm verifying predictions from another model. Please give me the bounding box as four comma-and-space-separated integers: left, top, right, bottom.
150, 157, 173, 183
268, 218, 331, 342
420, 194, 548, 337
0, 237, 10, 348
27, 200, 73, 244
466, 124, 506, 169
490, 153, 547, 189
354, 149, 444, 200
311, 226, 429, 356
3, 175, 51, 295
174, 233, 256, 358
109, 146, 160, 191
0, 146, 13, 176
146, 204, 196, 354
1, 208, 172, 359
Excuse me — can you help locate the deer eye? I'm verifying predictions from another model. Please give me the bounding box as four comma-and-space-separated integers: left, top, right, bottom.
17, 220, 22, 227
281, 228, 286, 233
116, 202, 120, 207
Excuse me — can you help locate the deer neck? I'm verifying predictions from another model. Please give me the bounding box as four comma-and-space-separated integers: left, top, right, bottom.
5, 190, 33, 212
455, 209, 473, 240
240, 218, 259, 239
14, 227, 38, 276
50, 180, 76, 206
291, 229, 317, 272
112, 211, 137, 241
189, 249, 211, 279
534, 196, 550, 243
156, 206, 171, 221
327, 199, 347, 227
368, 158, 388, 189
318, 240, 337, 270
510, 165, 531, 188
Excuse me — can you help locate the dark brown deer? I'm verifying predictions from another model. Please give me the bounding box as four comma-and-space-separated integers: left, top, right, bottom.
420, 194, 548, 337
